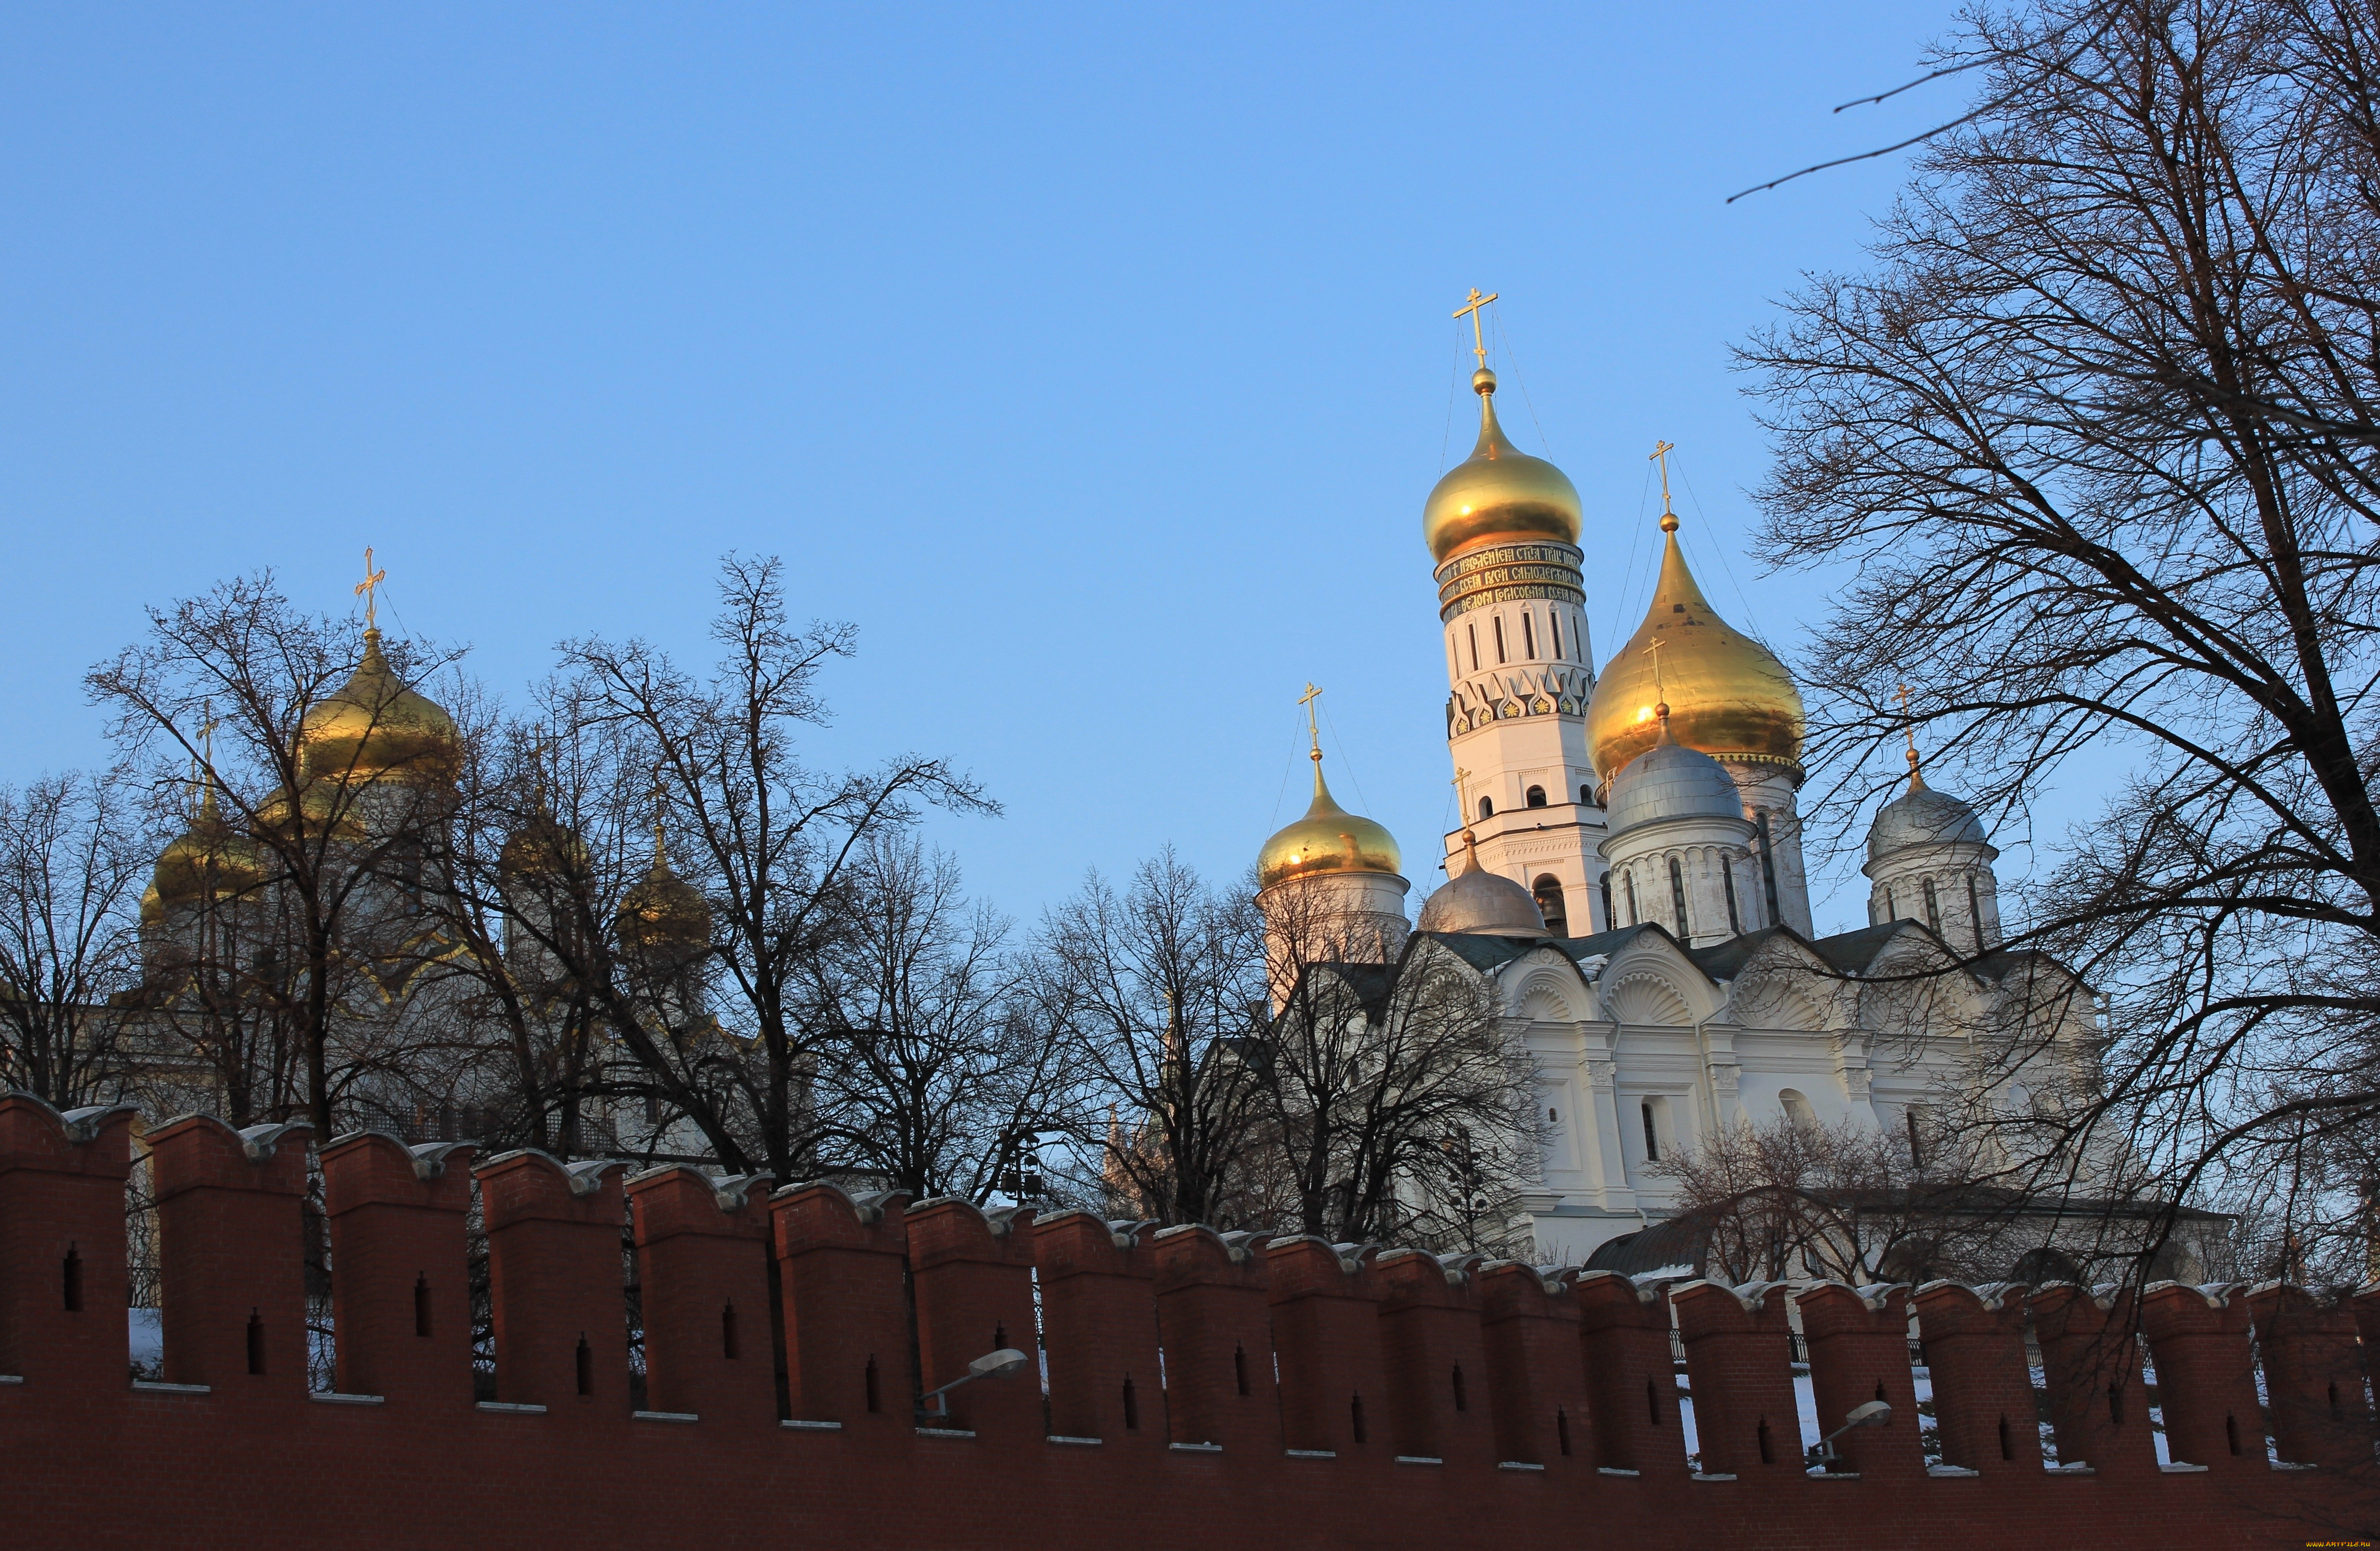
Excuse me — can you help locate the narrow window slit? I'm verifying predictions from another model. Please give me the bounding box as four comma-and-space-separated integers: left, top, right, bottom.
414, 1273, 433, 1337
576, 1335, 593, 1397
62, 1245, 82, 1312
246, 1310, 266, 1375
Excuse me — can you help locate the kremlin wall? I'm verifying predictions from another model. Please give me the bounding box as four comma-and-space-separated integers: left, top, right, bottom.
0, 1093, 2367, 1549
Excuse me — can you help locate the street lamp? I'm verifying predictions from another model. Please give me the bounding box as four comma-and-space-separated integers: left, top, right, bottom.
1814, 1399, 1892, 1469
918, 1347, 1031, 1422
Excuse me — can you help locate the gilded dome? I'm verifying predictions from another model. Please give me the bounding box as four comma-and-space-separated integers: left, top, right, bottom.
1604, 718, 1747, 835
1257, 756, 1403, 892
254, 780, 368, 844
617, 836, 711, 960
501, 808, 589, 879
146, 784, 267, 920
1586, 523, 1804, 783
1422, 369, 1583, 564
1416, 833, 1546, 937
300, 629, 460, 786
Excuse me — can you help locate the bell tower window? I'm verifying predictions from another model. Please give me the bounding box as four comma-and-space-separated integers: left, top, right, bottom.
1549, 612, 1562, 659
1525, 786, 1546, 808
1493, 616, 1507, 663
1522, 612, 1537, 658
1478, 796, 1494, 822
1467, 622, 1479, 672
1533, 876, 1567, 936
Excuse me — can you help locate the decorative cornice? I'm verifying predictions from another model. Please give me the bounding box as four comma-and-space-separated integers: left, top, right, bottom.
1436, 541, 1585, 621
1445, 664, 1595, 736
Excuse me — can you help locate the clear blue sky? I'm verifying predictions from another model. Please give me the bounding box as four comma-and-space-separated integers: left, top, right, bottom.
1, 3, 1986, 935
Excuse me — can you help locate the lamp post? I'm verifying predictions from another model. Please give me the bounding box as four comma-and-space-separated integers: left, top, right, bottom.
1814, 1399, 1891, 1470
918, 1347, 1031, 1423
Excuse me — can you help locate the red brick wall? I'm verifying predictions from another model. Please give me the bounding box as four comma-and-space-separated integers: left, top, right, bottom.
0, 1094, 2367, 1550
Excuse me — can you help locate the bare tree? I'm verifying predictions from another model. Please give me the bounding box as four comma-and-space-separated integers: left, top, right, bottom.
1738, 0, 2380, 1272
1243, 880, 1541, 1249
1654, 1114, 1997, 1285
1035, 850, 1269, 1226
0, 770, 147, 1106
518, 555, 994, 1177
799, 833, 1071, 1201
87, 575, 467, 1135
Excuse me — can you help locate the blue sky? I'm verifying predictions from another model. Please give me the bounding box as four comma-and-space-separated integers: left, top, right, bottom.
0, 3, 1991, 934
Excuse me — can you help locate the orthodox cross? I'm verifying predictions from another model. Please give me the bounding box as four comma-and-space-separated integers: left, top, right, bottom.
188, 698, 220, 801
355, 547, 388, 630
1298, 682, 1324, 761
1897, 682, 1922, 779
1644, 636, 1669, 720
1450, 764, 1472, 818
1649, 440, 1678, 530
1452, 288, 1499, 368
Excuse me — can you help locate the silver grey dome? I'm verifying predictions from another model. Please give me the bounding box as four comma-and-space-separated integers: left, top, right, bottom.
1418, 846, 1547, 937
1605, 733, 1744, 835
1867, 777, 1990, 864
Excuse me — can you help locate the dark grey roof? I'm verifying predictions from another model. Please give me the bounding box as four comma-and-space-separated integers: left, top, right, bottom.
1686, 925, 1799, 982
1582, 1214, 1710, 1276
1807, 922, 1907, 974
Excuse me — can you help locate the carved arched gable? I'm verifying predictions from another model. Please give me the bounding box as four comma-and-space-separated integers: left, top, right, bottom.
1720, 933, 1853, 1033
1589, 934, 1719, 1027
1490, 947, 1591, 1023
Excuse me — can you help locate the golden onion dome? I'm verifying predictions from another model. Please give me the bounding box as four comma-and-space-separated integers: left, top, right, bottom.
1422, 368, 1584, 565
616, 834, 711, 959
1586, 517, 1805, 784
300, 629, 460, 786
501, 807, 589, 879
150, 783, 269, 911
254, 781, 368, 844
1257, 754, 1404, 892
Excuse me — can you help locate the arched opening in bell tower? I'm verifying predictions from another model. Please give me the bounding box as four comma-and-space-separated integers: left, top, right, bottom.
1532, 875, 1567, 936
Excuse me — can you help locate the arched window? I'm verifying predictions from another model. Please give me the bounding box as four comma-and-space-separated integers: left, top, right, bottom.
1623, 870, 1639, 926
1884, 885, 1899, 921
1640, 1100, 1660, 1161
1722, 857, 1742, 935
1533, 875, 1567, 936
1548, 612, 1562, 659
1779, 1088, 1817, 1133
1493, 615, 1508, 663
1599, 873, 1614, 934
1967, 875, 1985, 947
1668, 856, 1690, 938
1466, 622, 1479, 672
1522, 612, 1537, 658
1525, 785, 1547, 808
1922, 876, 1941, 933
1580, 784, 1593, 805
1478, 795, 1494, 821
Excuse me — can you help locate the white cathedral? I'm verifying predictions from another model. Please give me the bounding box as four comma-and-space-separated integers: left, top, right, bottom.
1251, 350, 2120, 1271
